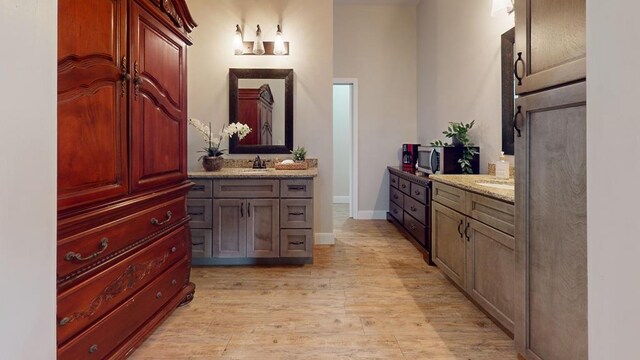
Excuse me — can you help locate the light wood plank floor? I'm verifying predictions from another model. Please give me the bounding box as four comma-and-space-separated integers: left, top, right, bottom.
131, 204, 516, 359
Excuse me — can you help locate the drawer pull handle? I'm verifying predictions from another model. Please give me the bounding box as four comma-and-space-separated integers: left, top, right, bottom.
171, 246, 177, 253
171, 279, 178, 286
189, 210, 204, 215
248, 202, 251, 217
289, 241, 305, 245
65, 237, 109, 262
393, 194, 399, 199
465, 222, 471, 242
192, 242, 204, 246
514, 51, 524, 86
457, 220, 464, 237
59, 317, 70, 326
240, 203, 244, 217
88, 344, 98, 354
410, 206, 417, 212
409, 224, 416, 231
393, 209, 398, 214
401, 184, 407, 189
151, 211, 172, 226
156, 291, 163, 299
289, 212, 304, 216
414, 190, 421, 195
289, 185, 305, 191
192, 185, 205, 191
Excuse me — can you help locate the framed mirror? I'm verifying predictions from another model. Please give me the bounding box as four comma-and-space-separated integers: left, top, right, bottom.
501, 27, 515, 155
229, 68, 293, 154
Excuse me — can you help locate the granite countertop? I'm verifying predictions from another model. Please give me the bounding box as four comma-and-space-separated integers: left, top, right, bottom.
429, 174, 514, 204
189, 167, 318, 178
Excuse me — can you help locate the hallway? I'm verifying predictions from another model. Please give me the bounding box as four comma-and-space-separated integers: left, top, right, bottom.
131, 205, 516, 359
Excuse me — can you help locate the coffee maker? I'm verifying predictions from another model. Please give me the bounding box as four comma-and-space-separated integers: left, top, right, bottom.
401, 144, 420, 171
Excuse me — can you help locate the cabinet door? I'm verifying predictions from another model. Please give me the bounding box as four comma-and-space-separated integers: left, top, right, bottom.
514, 0, 585, 94
57, 0, 128, 210
129, 2, 187, 191
515, 82, 587, 360
465, 218, 515, 333
431, 202, 466, 288
247, 199, 280, 258
212, 199, 246, 258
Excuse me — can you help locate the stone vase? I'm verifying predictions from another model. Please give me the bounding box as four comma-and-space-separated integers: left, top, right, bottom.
202, 156, 224, 172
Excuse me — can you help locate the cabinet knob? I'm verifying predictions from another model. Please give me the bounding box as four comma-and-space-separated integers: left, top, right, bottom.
156, 291, 163, 299
171, 279, 178, 286
170, 246, 177, 253
88, 344, 98, 354
59, 317, 70, 326
410, 206, 417, 212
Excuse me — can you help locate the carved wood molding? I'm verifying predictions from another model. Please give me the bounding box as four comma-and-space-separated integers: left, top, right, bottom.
149, 0, 197, 33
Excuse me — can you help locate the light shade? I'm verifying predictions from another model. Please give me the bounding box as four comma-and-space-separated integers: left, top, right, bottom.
274, 25, 286, 55
252, 25, 265, 55
491, 0, 513, 17
233, 24, 244, 55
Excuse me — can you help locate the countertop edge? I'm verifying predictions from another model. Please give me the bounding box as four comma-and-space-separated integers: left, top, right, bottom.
429, 175, 515, 204
188, 168, 318, 179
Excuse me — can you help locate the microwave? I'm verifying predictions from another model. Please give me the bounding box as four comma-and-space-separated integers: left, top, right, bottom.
417, 145, 480, 174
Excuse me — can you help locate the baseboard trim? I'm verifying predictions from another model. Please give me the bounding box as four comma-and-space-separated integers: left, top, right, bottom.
333, 196, 350, 204
356, 210, 387, 220
314, 232, 335, 245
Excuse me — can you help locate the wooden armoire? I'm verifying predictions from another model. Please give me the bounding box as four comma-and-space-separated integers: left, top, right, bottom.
56, 0, 196, 358
238, 84, 274, 145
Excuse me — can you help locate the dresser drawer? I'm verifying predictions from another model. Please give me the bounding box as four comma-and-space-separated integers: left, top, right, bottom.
187, 199, 212, 229
432, 181, 466, 214
280, 199, 313, 228
188, 179, 212, 198
190, 229, 212, 259
389, 201, 403, 223
466, 192, 515, 236
280, 229, 313, 258
398, 178, 411, 195
390, 187, 404, 207
404, 195, 426, 225
57, 225, 188, 344
280, 179, 313, 198
57, 196, 187, 280
403, 212, 426, 247
57, 258, 189, 360
410, 183, 428, 204
389, 174, 399, 189
214, 179, 279, 198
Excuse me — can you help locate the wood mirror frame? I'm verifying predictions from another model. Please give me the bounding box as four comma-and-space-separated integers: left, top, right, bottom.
501, 28, 515, 155
229, 68, 294, 154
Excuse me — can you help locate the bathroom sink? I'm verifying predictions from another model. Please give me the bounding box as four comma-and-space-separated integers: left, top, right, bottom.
475, 182, 515, 190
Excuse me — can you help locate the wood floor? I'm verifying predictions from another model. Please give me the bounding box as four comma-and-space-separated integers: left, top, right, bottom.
131, 204, 516, 359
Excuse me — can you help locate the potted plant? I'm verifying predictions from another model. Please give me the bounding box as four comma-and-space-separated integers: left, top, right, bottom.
189, 118, 251, 171
430, 120, 478, 174
291, 146, 307, 163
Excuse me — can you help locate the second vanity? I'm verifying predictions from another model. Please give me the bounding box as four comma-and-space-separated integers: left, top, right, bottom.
187, 166, 317, 265
430, 174, 515, 335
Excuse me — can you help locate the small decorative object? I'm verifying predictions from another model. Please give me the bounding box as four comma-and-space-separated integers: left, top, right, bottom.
430, 120, 478, 174
189, 118, 251, 171
275, 159, 308, 170
291, 146, 307, 162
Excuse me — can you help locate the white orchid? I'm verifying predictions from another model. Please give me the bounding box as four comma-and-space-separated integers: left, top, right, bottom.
188, 118, 252, 157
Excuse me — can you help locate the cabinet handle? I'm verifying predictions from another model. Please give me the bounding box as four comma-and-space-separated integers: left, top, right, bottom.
88, 344, 98, 354
393, 209, 398, 214
409, 223, 417, 231
401, 184, 407, 189
465, 222, 470, 242
410, 206, 417, 212
414, 190, 421, 196
192, 242, 204, 246
170, 246, 177, 253
289, 241, 305, 245
513, 105, 523, 138
289, 185, 305, 191
289, 212, 304, 216
120, 56, 130, 97
151, 211, 172, 226
133, 61, 143, 97
171, 279, 178, 286
248, 202, 251, 217
59, 317, 70, 326
156, 291, 162, 299
457, 220, 463, 237
65, 237, 109, 262
240, 203, 244, 217
393, 194, 399, 200
192, 185, 205, 191
514, 52, 524, 86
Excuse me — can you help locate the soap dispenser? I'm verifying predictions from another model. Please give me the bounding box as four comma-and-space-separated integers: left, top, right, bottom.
495, 151, 510, 179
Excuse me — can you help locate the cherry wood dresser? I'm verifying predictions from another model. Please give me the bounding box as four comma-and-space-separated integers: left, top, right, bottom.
57, 0, 196, 358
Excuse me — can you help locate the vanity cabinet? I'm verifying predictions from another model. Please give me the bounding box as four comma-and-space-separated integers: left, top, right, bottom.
431, 181, 515, 334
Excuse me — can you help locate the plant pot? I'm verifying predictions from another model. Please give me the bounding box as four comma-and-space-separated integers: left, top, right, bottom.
202, 156, 224, 172
293, 159, 305, 163
451, 135, 463, 147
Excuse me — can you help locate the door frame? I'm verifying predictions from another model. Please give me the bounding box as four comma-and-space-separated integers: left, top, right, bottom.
333, 78, 359, 219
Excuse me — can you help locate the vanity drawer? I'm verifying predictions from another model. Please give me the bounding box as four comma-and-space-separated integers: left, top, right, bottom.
190, 229, 212, 259
214, 179, 279, 198
389, 201, 403, 223
403, 212, 426, 247
280, 199, 313, 229
404, 195, 426, 225
57, 196, 187, 280
410, 183, 428, 204
390, 187, 404, 207
188, 179, 212, 198
389, 174, 399, 189
187, 199, 212, 229
280, 229, 313, 258
466, 192, 515, 236
57, 225, 188, 344
57, 258, 189, 360
398, 178, 411, 195
280, 179, 313, 198
432, 181, 467, 214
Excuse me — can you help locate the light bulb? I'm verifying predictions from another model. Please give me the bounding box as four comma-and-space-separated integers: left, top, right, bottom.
233, 24, 244, 55
252, 25, 265, 55
274, 25, 286, 55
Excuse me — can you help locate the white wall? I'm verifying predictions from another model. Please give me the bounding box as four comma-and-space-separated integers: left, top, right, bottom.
334, 4, 418, 216
0, 0, 57, 358
332, 84, 351, 201
417, 0, 514, 172
186, 0, 334, 240
587, 1, 640, 358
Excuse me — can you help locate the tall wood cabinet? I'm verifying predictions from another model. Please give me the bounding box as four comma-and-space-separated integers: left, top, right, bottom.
57, 0, 196, 358
238, 84, 274, 145
514, 1, 587, 359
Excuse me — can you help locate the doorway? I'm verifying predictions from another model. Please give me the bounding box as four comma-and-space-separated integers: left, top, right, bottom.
332, 79, 358, 220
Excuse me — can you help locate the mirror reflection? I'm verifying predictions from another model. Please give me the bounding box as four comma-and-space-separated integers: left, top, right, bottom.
237, 79, 285, 146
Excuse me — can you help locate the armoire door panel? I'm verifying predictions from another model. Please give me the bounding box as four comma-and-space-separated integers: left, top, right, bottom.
130, 2, 187, 192
57, 0, 128, 210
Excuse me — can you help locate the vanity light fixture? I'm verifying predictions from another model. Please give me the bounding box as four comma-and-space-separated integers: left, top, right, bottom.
234, 24, 289, 55
491, 0, 514, 16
